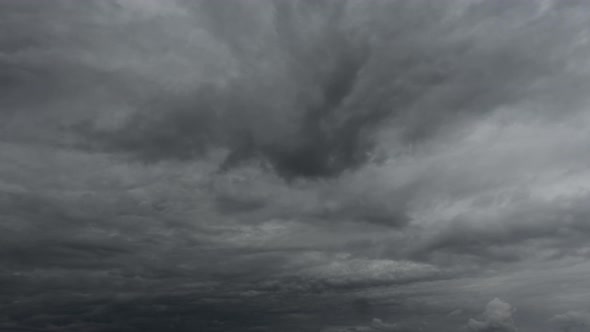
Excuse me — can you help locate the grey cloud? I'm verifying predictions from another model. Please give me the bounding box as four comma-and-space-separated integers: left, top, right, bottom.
3, 0, 582, 179
293, 257, 442, 289
4, 0, 590, 331
550, 312, 590, 332
449, 309, 465, 318
468, 298, 517, 332
404, 190, 590, 265
320, 317, 399, 332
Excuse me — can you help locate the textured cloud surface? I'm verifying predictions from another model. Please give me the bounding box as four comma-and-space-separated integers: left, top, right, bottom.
469, 298, 517, 332
2, 0, 590, 331
550, 312, 590, 332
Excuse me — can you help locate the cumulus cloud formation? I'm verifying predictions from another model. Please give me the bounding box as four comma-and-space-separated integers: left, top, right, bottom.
468, 298, 517, 332
3, 0, 590, 331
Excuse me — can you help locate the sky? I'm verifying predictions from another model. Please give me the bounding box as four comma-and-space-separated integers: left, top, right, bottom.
2, 0, 590, 331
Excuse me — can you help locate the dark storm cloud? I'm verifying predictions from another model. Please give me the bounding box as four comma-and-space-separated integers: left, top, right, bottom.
3, 0, 580, 179
4, 0, 590, 331
0, 142, 439, 331
86, 0, 568, 180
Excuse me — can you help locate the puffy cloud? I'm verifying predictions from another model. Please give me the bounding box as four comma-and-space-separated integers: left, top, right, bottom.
468, 298, 517, 332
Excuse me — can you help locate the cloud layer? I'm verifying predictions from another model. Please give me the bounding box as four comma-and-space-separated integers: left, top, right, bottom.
3, 0, 590, 331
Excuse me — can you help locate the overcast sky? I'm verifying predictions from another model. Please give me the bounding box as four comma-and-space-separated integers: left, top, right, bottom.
2, 1, 590, 331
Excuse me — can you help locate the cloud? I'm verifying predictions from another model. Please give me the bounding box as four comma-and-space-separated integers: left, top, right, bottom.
4, 0, 590, 331
295, 256, 441, 289
550, 311, 590, 332
3, 0, 580, 180
449, 309, 464, 317
468, 298, 517, 332
320, 317, 398, 332
370, 318, 399, 331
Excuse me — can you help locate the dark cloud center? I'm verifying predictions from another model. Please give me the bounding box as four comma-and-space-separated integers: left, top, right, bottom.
68, 0, 568, 180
